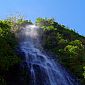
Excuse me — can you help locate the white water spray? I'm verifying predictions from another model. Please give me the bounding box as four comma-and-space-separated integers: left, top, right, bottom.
18, 25, 79, 85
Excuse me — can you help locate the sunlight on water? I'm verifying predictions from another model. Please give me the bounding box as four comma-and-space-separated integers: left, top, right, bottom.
18, 25, 79, 85
24, 25, 39, 38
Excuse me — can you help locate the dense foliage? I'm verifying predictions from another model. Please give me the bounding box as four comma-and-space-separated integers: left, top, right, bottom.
0, 17, 85, 85
0, 20, 20, 84
36, 18, 85, 85
0, 16, 33, 84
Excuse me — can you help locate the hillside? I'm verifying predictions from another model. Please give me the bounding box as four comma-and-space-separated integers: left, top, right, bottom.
36, 18, 85, 85
0, 17, 85, 85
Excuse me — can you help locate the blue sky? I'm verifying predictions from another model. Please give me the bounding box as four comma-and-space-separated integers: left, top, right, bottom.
0, 0, 85, 35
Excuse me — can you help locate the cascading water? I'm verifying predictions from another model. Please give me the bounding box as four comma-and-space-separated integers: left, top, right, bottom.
18, 25, 79, 85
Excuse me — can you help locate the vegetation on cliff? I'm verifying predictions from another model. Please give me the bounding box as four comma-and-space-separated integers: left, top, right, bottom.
36, 17, 85, 85
0, 17, 85, 85
0, 17, 32, 85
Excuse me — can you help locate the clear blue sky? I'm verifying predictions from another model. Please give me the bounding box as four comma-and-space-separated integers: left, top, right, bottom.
0, 0, 85, 35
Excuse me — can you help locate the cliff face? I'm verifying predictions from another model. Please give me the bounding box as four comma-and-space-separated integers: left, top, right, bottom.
0, 17, 85, 85
36, 18, 85, 84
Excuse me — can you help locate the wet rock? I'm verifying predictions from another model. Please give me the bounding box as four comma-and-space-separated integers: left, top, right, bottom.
5, 63, 31, 85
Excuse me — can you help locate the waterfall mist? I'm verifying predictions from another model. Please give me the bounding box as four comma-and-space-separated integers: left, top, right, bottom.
17, 25, 79, 85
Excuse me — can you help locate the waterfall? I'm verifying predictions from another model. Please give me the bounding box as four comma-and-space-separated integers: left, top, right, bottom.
18, 25, 79, 85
